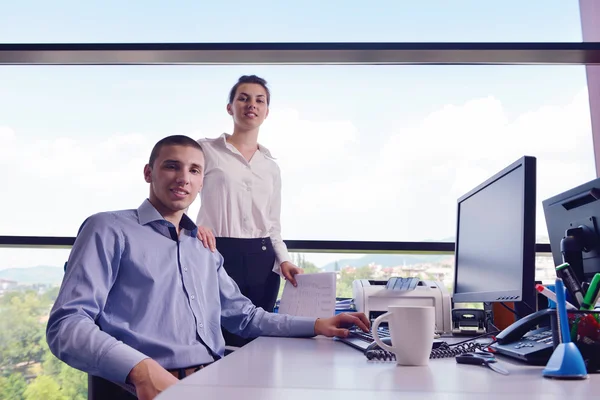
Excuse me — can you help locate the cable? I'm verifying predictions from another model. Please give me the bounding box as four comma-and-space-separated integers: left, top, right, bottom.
499, 302, 520, 317
521, 301, 537, 313
365, 331, 499, 362
447, 330, 499, 346
487, 321, 500, 332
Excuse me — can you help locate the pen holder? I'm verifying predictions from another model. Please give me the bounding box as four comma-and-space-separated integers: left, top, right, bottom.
553, 310, 600, 373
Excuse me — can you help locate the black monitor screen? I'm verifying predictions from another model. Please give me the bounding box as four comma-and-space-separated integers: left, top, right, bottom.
453, 156, 536, 314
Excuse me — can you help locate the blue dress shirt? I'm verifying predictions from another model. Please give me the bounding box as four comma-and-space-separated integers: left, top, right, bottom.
46, 199, 316, 384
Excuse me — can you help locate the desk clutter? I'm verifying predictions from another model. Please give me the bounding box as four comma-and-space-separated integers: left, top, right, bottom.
334, 273, 599, 380
336, 326, 492, 360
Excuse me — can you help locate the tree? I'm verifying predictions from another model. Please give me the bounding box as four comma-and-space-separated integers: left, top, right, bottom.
0, 286, 88, 399
0, 298, 46, 372
298, 260, 320, 274
55, 363, 87, 400
336, 265, 377, 298
41, 332, 88, 399
23, 375, 67, 400
0, 373, 27, 400
40, 287, 60, 306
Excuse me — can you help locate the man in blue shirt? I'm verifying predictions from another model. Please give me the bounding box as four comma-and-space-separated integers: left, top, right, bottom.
46, 135, 369, 400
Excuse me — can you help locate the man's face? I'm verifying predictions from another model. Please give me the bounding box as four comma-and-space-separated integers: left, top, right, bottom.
144, 144, 205, 216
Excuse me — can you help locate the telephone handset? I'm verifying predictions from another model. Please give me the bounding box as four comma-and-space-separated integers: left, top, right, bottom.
490, 308, 555, 365
495, 308, 554, 344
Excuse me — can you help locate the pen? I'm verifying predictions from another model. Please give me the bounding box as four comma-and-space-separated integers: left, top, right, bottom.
581, 273, 600, 310
582, 282, 590, 294
553, 279, 571, 344
535, 284, 577, 310
555, 263, 585, 307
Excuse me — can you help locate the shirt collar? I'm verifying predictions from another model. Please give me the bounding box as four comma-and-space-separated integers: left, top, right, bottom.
218, 133, 275, 159
137, 199, 198, 237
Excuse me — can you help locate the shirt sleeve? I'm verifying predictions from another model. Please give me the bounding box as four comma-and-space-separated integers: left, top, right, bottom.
217, 253, 316, 338
269, 164, 292, 274
46, 214, 149, 384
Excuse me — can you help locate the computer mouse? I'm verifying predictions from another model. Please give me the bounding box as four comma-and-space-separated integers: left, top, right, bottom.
365, 336, 393, 352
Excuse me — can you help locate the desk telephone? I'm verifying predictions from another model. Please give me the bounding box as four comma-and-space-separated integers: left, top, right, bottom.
490, 308, 555, 365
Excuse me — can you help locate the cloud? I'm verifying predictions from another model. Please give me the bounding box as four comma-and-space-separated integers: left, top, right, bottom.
0, 126, 16, 159
259, 107, 361, 177
270, 88, 595, 242
0, 88, 596, 269
0, 131, 159, 237
0, 126, 16, 140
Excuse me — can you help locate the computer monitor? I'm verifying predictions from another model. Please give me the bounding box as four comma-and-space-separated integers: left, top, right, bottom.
452, 156, 537, 318
542, 177, 600, 284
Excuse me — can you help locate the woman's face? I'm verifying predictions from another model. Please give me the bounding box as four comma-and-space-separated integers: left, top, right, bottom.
227, 83, 269, 130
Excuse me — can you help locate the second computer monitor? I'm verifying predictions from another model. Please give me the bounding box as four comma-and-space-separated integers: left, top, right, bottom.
543, 177, 600, 284
452, 156, 537, 317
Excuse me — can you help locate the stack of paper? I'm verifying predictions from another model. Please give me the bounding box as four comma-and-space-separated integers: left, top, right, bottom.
278, 272, 337, 318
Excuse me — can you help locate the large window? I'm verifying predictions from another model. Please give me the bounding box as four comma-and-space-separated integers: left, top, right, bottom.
1, 1, 597, 399
283, 251, 557, 298
0, 1, 582, 43
1, 64, 593, 304
0, 65, 595, 246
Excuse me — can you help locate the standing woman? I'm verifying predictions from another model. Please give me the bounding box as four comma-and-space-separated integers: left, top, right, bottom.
195, 75, 303, 346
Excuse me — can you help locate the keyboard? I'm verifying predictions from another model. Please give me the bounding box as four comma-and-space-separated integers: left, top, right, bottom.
336, 327, 391, 352
337, 327, 444, 353
386, 277, 420, 291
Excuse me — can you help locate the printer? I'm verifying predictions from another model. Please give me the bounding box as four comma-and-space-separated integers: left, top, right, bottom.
352, 278, 452, 334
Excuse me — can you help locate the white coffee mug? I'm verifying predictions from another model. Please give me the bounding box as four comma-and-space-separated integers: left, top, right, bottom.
371, 305, 435, 366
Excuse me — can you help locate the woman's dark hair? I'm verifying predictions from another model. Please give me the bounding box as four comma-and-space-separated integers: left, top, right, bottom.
228, 75, 271, 105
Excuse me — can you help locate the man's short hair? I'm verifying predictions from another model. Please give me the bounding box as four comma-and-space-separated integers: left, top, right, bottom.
148, 135, 204, 167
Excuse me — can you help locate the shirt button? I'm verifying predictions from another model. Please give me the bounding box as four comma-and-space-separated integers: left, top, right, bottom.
198, 323, 204, 328
246, 186, 251, 191
183, 267, 188, 272
190, 295, 195, 300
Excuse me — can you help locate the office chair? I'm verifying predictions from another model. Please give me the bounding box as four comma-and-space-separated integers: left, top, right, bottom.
88, 374, 137, 400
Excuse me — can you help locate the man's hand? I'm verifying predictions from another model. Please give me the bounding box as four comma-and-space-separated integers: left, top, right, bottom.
196, 225, 216, 252
128, 358, 179, 400
314, 312, 370, 338
280, 261, 303, 287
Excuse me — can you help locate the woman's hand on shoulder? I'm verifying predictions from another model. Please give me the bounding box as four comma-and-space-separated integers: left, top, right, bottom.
280, 262, 303, 287
196, 225, 216, 252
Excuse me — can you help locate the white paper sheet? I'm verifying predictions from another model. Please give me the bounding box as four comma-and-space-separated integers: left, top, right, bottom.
278, 272, 336, 318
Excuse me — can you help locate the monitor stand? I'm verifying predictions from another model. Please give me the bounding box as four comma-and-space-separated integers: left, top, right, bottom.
561, 232, 586, 284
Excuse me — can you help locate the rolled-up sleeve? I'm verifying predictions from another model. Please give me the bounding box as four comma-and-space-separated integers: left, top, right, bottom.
46, 213, 148, 383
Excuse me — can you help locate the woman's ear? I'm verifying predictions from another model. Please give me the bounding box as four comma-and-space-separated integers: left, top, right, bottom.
226, 103, 233, 116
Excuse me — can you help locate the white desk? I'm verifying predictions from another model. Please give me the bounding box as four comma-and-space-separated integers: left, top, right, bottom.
157, 336, 598, 400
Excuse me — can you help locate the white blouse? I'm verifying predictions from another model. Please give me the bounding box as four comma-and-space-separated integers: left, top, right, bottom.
195, 133, 292, 274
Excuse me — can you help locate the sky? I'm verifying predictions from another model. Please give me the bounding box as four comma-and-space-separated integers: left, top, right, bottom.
0, 1, 597, 270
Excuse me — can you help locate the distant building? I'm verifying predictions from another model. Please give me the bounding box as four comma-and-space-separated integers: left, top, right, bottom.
0, 278, 18, 294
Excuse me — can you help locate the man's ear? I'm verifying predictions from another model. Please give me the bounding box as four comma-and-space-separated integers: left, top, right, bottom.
226, 103, 233, 116
143, 164, 152, 183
